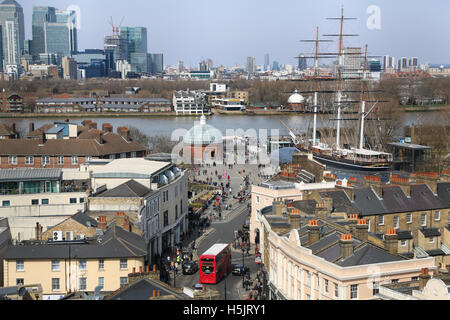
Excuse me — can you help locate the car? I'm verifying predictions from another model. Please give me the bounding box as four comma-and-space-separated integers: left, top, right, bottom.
192, 283, 204, 291
232, 264, 250, 276
182, 260, 199, 275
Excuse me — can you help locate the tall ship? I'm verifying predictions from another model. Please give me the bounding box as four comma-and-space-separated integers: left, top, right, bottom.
282, 6, 393, 172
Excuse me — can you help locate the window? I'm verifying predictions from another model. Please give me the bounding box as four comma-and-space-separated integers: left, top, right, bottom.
420, 214, 427, 227
163, 210, 169, 227
25, 156, 34, 165
406, 213, 412, 224
57, 156, 64, 165
70, 198, 77, 204
52, 278, 60, 291
41, 199, 49, 205
79, 277, 87, 291
434, 211, 440, 221
120, 277, 128, 287
429, 237, 435, 243
334, 283, 339, 297
16, 278, 24, 286
131, 152, 137, 158
373, 282, 380, 295
120, 259, 127, 270
306, 271, 311, 286
41, 156, 50, 166
52, 259, 60, 271
86, 156, 92, 162
98, 259, 104, 270
378, 215, 384, 226
256, 196, 260, 204
175, 205, 178, 220
411, 277, 419, 281
401, 240, 407, 246
350, 284, 358, 299
393, 216, 399, 229
31, 199, 39, 205
16, 260, 24, 272
391, 279, 399, 284
79, 198, 85, 203
72, 156, 78, 165
79, 260, 87, 271
306, 294, 311, 300
324, 279, 329, 293
8, 156, 18, 165
2, 200, 10, 207
120, 153, 126, 159
98, 277, 104, 290
110, 154, 116, 160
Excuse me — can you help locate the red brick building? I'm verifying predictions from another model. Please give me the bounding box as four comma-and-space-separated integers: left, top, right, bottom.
0, 120, 147, 169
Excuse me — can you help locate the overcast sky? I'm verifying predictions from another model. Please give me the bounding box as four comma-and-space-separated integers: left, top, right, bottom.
21, 0, 449, 67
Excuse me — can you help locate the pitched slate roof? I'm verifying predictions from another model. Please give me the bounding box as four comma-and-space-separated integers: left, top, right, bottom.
107, 278, 188, 300
396, 230, 413, 240
292, 200, 317, 215
381, 186, 414, 213
437, 182, 450, 207
96, 180, 150, 198
409, 184, 445, 210
71, 212, 98, 228
319, 190, 359, 214
353, 187, 386, 216
2, 224, 146, 260
336, 242, 406, 267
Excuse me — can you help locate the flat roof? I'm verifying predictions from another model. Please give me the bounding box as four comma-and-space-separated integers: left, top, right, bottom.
88, 158, 172, 177
388, 142, 432, 150
201, 243, 229, 257
261, 180, 296, 190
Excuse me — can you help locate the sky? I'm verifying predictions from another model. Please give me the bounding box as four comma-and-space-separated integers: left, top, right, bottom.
20, 0, 449, 67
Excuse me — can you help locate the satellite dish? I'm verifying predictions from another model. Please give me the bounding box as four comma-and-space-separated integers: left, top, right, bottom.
18, 287, 27, 297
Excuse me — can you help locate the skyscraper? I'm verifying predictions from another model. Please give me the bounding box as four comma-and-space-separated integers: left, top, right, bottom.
0, 0, 25, 67
246, 56, 256, 74
150, 53, 163, 74
120, 26, 147, 61
264, 54, 269, 71
178, 60, 184, 73
297, 53, 307, 71
383, 55, 395, 71
32, 6, 56, 58
104, 35, 128, 65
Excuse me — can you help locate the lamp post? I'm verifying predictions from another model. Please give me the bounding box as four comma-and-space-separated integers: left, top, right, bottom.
241, 245, 245, 288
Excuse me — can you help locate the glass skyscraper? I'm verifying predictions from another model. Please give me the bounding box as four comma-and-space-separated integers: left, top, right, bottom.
150, 53, 163, 74
120, 26, 147, 61
0, 0, 25, 67
45, 10, 77, 58
32, 6, 56, 58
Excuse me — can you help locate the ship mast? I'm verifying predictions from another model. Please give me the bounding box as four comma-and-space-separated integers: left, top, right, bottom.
312, 27, 319, 147
336, 6, 345, 150
359, 44, 369, 150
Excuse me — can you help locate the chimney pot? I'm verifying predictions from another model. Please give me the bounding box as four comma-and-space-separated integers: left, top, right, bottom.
139, 266, 143, 273
146, 265, 150, 273
132, 267, 136, 274
153, 265, 156, 272
339, 233, 354, 259
152, 290, 156, 297
157, 290, 161, 297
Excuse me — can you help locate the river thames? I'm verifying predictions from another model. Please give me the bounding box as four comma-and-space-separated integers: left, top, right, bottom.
5, 112, 442, 138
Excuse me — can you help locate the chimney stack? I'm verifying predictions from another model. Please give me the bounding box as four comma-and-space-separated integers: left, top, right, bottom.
89, 122, 98, 130
98, 216, 107, 230
307, 220, 320, 244
29, 122, 34, 134
356, 219, 369, 242
35, 222, 43, 241
288, 208, 301, 229
139, 266, 143, 273
102, 123, 113, 133
348, 214, 358, 235
117, 126, 130, 141
81, 120, 92, 127
339, 234, 354, 259
385, 228, 398, 255
123, 216, 131, 232
418, 268, 431, 291
273, 201, 284, 216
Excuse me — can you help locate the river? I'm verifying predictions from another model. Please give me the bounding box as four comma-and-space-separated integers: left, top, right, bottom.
6, 112, 444, 138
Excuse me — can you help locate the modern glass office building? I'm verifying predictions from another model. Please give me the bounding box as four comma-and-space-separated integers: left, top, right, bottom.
150, 53, 163, 74
0, 0, 25, 67
120, 27, 147, 60
32, 6, 56, 58
44, 10, 77, 58
104, 35, 128, 65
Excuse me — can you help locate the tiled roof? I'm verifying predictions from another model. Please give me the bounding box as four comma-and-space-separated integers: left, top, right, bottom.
106, 278, 188, 300
353, 188, 387, 216
336, 242, 405, 267
0, 131, 146, 156
409, 184, 445, 211
319, 190, 359, 214
0, 123, 15, 136
437, 182, 450, 206
71, 212, 98, 228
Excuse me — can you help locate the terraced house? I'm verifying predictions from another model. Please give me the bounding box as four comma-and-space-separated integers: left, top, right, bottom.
2, 224, 147, 300
0, 120, 147, 169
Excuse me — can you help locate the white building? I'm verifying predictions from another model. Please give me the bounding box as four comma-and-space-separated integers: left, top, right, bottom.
116, 59, 131, 79
173, 90, 208, 115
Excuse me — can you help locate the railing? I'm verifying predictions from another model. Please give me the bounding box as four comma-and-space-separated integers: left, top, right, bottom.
0, 185, 89, 196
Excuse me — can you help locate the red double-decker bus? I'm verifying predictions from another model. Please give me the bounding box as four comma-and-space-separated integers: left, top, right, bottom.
199, 243, 232, 284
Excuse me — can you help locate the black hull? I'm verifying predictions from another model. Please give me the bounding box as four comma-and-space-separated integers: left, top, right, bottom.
312, 154, 392, 172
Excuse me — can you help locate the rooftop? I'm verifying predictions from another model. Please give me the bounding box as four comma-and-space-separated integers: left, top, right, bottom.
0, 168, 62, 182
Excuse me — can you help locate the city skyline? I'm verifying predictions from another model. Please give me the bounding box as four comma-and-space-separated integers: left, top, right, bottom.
18, 0, 449, 67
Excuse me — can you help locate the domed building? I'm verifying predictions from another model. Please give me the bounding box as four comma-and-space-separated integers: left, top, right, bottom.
183, 115, 223, 164
287, 89, 305, 111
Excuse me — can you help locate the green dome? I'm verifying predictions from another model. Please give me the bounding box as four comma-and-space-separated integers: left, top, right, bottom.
184, 115, 223, 145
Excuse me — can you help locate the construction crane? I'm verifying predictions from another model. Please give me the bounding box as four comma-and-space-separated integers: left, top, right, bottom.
109, 16, 125, 36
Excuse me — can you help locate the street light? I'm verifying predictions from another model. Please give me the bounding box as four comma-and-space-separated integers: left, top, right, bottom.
241, 245, 246, 289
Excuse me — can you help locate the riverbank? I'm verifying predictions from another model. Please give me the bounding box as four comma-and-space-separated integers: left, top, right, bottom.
402, 105, 450, 112
0, 112, 213, 119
